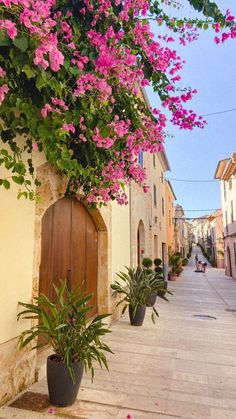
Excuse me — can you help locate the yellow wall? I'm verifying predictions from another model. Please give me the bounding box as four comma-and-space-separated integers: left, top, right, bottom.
0, 148, 45, 344
0, 181, 36, 344
111, 198, 130, 280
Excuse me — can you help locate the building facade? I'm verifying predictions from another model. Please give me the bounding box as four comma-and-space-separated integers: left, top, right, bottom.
174, 205, 190, 258
165, 180, 176, 255
130, 149, 170, 279
208, 210, 224, 268
215, 153, 236, 279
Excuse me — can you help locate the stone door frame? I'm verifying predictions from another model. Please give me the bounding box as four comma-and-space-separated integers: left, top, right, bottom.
32, 163, 110, 321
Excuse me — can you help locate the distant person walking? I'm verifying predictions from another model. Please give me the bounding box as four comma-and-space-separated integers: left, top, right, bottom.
202, 262, 207, 273
195, 253, 198, 268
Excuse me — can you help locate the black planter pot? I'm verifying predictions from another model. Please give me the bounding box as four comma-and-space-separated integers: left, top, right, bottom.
146, 292, 157, 307
157, 281, 167, 298
129, 305, 146, 326
47, 355, 84, 407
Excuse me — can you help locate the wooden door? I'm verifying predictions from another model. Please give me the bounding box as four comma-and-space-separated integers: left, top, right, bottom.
39, 198, 98, 314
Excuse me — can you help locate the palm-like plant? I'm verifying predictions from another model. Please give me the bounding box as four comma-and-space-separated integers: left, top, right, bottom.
111, 266, 161, 323
17, 280, 112, 381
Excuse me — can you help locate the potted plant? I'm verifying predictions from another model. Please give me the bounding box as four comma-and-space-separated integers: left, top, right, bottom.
145, 270, 172, 307
17, 280, 112, 407
153, 258, 168, 296
111, 267, 159, 326
142, 257, 157, 306
182, 258, 188, 266
176, 266, 183, 276
169, 253, 182, 280
142, 257, 153, 273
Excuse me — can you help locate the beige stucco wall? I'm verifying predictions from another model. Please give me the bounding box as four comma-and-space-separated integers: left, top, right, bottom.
111, 199, 130, 279
0, 185, 35, 343
130, 151, 169, 269
0, 150, 45, 405
0, 150, 45, 344
164, 181, 175, 254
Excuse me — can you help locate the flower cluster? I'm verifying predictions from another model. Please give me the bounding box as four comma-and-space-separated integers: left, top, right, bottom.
0, 0, 235, 204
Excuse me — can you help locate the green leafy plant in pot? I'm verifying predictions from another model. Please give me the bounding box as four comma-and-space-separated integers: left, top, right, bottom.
169, 253, 182, 280
142, 257, 158, 306
153, 258, 168, 297
111, 266, 159, 326
142, 257, 153, 273
17, 280, 112, 407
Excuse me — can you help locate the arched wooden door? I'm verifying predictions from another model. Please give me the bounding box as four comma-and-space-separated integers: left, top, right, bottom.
39, 198, 98, 316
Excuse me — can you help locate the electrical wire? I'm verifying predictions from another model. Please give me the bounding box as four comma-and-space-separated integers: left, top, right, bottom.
183, 209, 219, 212
165, 177, 219, 183
202, 108, 236, 117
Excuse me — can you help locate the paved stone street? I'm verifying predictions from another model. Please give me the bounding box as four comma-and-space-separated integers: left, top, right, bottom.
1, 246, 236, 419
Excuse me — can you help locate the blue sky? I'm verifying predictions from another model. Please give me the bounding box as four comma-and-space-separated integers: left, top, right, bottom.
146, 0, 236, 219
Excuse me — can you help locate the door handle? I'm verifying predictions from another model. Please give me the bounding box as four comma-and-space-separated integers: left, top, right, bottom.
67, 269, 72, 291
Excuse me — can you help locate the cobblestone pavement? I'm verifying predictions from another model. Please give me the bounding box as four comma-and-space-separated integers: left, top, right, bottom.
1, 245, 236, 419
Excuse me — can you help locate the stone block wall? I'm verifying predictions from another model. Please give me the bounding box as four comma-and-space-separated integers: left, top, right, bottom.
0, 337, 36, 406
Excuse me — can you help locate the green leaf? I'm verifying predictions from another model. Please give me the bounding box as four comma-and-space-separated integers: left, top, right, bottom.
13, 36, 28, 52
0, 30, 11, 46
22, 65, 35, 79
38, 125, 50, 140
100, 126, 110, 138
3, 179, 10, 190
12, 175, 24, 185
14, 162, 26, 175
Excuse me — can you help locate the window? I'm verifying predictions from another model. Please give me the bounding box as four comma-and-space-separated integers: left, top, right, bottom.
154, 235, 158, 258
153, 154, 156, 168
138, 151, 144, 167
162, 197, 165, 216
161, 172, 164, 183
229, 179, 232, 190
234, 242, 236, 266
225, 210, 228, 234
153, 184, 157, 207
223, 181, 227, 201
231, 200, 234, 223
169, 210, 171, 226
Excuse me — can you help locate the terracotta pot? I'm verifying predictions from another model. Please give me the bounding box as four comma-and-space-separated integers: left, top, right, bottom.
169, 273, 177, 281
47, 355, 84, 407
129, 305, 146, 326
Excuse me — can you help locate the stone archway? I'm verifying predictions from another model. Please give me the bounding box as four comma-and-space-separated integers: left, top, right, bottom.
32, 163, 109, 316
137, 220, 145, 266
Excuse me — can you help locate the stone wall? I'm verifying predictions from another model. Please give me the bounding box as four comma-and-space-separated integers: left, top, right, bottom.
0, 337, 36, 406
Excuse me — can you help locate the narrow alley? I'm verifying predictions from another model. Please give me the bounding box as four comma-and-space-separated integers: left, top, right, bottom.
1, 246, 236, 419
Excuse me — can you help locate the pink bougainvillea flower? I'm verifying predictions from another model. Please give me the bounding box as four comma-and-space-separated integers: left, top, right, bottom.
0, 67, 6, 78
32, 143, 39, 151
62, 123, 75, 134
155, 400, 160, 406
126, 414, 133, 419
0, 84, 9, 105
47, 407, 55, 414
0, 19, 17, 39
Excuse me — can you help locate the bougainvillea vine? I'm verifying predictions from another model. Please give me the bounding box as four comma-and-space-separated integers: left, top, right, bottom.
0, 0, 235, 204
